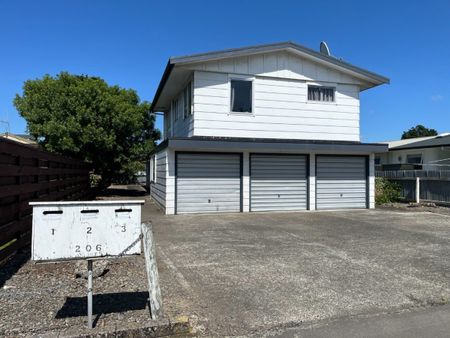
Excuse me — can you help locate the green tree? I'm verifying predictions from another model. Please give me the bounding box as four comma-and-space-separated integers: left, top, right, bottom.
14, 72, 160, 187
401, 124, 438, 139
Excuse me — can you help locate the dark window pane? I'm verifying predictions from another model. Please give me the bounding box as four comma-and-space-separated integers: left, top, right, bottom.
231, 80, 252, 112
308, 86, 335, 102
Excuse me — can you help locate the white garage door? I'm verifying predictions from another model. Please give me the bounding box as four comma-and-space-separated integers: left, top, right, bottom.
316, 156, 367, 210
176, 153, 241, 214
251, 154, 308, 211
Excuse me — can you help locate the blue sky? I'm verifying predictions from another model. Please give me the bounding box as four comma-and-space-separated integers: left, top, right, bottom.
0, 0, 449, 142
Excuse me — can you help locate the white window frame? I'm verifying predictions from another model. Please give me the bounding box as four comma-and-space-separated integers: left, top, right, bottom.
228, 74, 255, 115
151, 155, 156, 183
306, 82, 337, 105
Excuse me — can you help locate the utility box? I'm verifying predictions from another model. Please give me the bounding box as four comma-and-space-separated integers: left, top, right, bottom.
31, 200, 145, 262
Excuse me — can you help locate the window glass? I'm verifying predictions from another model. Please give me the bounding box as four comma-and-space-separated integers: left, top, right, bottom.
231, 80, 252, 113
406, 154, 422, 164
173, 100, 178, 121
183, 81, 192, 118
308, 85, 335, 102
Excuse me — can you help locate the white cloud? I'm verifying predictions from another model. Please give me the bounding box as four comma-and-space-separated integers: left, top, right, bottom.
431, 94, 443, 101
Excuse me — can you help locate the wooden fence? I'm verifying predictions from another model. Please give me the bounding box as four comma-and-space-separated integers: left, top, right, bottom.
0, 138, 91, 263
376, 170, 450, 204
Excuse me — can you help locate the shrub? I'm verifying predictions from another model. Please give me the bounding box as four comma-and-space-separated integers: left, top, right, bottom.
375, 177, 402, 205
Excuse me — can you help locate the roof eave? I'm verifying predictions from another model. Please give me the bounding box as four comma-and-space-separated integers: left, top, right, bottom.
150, 61, 174, 113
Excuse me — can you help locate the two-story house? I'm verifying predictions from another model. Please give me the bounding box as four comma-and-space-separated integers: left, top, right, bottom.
149, 41, 389, 214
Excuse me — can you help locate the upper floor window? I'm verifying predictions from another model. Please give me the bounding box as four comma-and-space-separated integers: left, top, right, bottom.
308, 85, 335, 102
172, 99, 178, 121
183, 81, 192, 119
407, 154, 422, 164
231, 79, 252, 113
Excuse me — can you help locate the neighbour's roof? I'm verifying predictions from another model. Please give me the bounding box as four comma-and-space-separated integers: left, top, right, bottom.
0, 133, 37, 146
383, 133, 450, 150
151, 41, 390, 112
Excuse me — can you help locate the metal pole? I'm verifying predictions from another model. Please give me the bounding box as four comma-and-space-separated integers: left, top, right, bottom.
87, 259, 93, 329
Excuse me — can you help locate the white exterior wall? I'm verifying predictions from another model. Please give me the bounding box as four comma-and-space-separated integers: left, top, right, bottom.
165, 149, 176, 215
150, 150, 168, 210
165, 87, 194, 138
378, 147, 450, 170
193, 70, 360, 141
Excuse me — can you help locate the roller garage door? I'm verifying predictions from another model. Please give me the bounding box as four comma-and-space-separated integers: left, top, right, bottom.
316, 156, 368, 209
176, 153, 241, 214
251, 154, 308, 211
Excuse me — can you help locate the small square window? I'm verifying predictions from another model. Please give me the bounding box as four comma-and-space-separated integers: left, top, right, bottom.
308, 85, 335, 102
231, 80, 252, 113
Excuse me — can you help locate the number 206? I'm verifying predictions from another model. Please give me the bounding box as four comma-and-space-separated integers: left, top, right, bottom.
75, 244, 102, 253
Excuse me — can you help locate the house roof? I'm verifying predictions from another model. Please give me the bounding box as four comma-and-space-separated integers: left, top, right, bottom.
0, 133, 38, 146
383, 133, 450, 150
151, 41, 390, 112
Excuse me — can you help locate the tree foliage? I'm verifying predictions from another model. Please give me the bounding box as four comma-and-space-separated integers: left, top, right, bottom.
401, 124, 438, 139
14, 72, 160, 186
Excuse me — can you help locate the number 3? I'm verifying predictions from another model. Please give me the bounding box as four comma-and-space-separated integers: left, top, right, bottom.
121, 225, 126, 232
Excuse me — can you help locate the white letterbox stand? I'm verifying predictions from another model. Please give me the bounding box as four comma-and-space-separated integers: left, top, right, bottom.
30, 200, 161, 328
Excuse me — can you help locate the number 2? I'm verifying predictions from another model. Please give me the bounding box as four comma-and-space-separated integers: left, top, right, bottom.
75, 245, 80, 253
87, 227, 92, 234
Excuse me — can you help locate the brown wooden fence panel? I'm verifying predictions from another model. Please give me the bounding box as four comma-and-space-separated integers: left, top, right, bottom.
0, 138, 91, 263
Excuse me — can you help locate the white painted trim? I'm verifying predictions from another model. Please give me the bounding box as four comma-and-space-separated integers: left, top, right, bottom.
228, 74, 255, 115
309, 153, 316, 210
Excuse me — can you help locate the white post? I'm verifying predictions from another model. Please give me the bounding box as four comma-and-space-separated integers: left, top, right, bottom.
309, 153, 316, 210
242, 152, 250, 212
142, 222, 163, 319
416, 177, 420, 204
87, 259, 93, 329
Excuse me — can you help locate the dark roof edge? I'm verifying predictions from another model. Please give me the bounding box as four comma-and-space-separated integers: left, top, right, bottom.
170, 136, 385, 146
150, 61, 174, 113
150, 136, 388, 154
390, 143, 450, 151
170, 41, 390, 85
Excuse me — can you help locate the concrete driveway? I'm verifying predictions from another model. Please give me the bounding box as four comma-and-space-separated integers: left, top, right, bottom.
144, 204, 450, 336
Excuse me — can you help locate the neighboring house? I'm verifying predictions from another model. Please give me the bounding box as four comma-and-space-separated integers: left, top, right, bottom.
0, 133, 38, 147
149, 41, 389, 214
376, 133, 450, 170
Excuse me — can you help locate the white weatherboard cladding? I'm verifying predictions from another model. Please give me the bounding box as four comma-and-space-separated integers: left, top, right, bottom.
187, 50, 362, 85
176, 153, 241, 213
251, 154, 307, 211
31, 201, 143, 261
316, 156, 367, 209
193, 71, 360, 141
166, 87, 194, 138
150, 150, 167, 209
